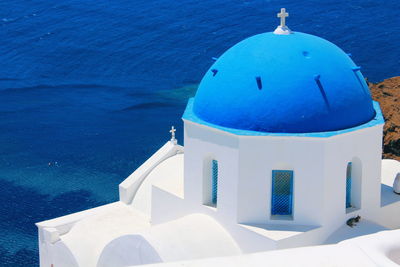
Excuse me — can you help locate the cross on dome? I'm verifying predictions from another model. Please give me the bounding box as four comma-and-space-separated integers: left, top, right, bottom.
274, 8, 292, 35
277, 8, 289, 27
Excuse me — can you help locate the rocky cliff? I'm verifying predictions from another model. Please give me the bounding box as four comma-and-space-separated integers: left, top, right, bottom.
369, 77, 400, 160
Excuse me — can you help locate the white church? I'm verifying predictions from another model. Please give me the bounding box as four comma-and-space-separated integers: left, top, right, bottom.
37, 9, 400, 267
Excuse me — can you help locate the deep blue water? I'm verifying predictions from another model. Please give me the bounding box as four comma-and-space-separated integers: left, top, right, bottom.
0, 0, 399, 265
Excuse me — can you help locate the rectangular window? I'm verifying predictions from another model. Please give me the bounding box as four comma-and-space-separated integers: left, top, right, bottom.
346, 162, 352, 209
212, 160, 218, 205
271, 170, 293, 216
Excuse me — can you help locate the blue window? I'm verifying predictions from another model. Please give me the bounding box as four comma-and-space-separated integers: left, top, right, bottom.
212, 160, 218, 205
346, 163, 352, 208
271, 170, 293, 216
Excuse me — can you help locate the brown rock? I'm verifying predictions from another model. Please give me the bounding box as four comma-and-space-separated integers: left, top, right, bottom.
369, 77, 400, 161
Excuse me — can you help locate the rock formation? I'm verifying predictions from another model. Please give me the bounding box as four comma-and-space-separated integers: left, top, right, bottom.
369, 77, 400, 160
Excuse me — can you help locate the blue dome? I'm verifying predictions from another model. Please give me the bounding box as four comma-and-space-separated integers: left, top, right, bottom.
193, 32, 375, 133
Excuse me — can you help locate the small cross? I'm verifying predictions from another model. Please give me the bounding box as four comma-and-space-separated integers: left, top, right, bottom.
169, 126, 176, 141
277, 8, 289, 27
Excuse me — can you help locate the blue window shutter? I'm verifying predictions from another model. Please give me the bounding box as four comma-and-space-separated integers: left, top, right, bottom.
212, 160, 218, 205
346, 163, 352, 208
271, 170, 293, 216
288, 174, 293, 214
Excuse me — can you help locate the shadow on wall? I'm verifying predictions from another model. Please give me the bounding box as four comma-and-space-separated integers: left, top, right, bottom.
97, 235, 162, 267
388, 247, 400, 265
349, 157, 362, 211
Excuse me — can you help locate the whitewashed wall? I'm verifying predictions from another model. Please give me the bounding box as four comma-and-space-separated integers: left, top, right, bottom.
182, 118, 384, 246
322, 125, 383, 231
183, 121, 240, 223
237, 136, 325, 226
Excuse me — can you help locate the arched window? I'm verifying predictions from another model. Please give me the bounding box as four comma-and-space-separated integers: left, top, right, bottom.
346, 162, 352, 209
271, 170, 293, 217
203, 158, 218, 207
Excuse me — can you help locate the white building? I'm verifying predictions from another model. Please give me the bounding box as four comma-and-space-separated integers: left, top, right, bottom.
36, 9, 400, 267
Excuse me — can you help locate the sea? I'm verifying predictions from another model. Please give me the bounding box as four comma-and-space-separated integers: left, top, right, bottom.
0, 0, 399, 265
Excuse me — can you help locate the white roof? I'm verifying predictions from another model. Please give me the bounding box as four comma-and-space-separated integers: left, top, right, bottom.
143, 229, 400, 267
61, 202, 150, 267
98, 213, 241, 266
53, 204, 240, 266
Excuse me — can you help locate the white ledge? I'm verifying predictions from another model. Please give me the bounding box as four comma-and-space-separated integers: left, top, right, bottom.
119, 141, 183, 204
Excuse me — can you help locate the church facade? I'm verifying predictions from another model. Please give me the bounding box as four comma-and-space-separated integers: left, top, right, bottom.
36, 9, 400, 267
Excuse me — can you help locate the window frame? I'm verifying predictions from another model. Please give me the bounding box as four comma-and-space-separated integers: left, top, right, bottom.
271, 170, 294, 219
211, 159, 218, 206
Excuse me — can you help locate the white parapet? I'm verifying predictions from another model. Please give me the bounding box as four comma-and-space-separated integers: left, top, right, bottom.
42, 227, 60, 244
119, 141, 183, 204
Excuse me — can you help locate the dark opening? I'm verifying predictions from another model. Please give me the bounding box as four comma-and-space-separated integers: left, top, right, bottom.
256, 76, 262, 90
314, 75, 330, 109
352, 66, 370, 97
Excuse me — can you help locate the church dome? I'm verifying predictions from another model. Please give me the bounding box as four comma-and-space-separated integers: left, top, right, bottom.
193, 31, 376, 133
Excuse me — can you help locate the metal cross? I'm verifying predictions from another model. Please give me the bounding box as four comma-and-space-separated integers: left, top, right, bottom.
277, 8, 289, 27
169, 126, 176, 141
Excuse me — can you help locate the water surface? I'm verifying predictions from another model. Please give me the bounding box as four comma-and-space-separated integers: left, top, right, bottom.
0, 0, 399, 265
